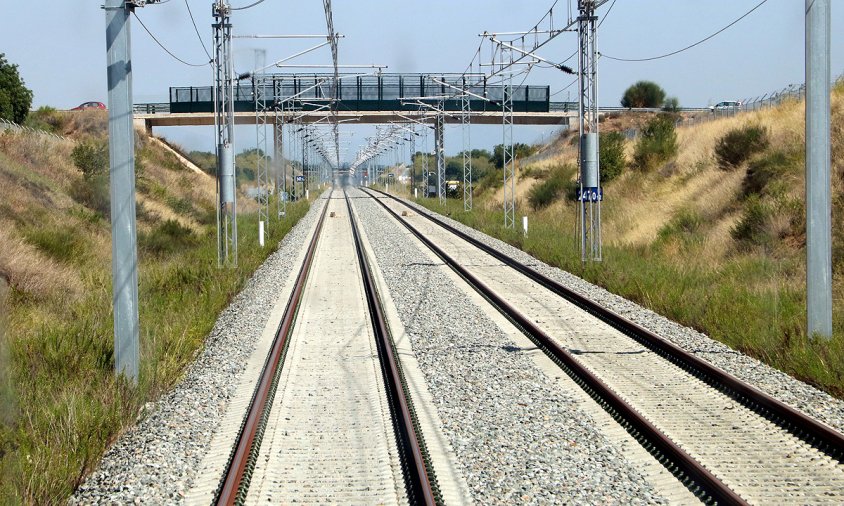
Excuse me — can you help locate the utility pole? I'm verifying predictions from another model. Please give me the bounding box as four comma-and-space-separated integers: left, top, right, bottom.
213, 0, 237, 267
104, 0, 141, 384
462, 83, 473, 211
274, 101, 286, 217
253, 51, 269, 238
806, 0, 832, 338
501, 48, 516, 229
577, 0, 602, 261
435, 103, 445, 206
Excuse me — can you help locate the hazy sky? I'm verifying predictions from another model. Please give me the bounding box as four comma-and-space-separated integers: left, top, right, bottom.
1, 0, 841, 162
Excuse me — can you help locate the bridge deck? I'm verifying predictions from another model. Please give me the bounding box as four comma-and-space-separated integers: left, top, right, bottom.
135, 109, 574, 128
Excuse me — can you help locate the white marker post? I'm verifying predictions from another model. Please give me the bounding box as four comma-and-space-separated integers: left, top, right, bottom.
523, 215, 529, 236
414, 187, 418, 199
259, 220, 265, 247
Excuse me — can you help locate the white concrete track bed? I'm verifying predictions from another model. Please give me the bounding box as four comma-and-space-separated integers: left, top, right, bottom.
246, 196, 406, 504
373, 192, 844, 504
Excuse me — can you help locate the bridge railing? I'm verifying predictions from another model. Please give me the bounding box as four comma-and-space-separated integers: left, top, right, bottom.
167, 73, 551, 114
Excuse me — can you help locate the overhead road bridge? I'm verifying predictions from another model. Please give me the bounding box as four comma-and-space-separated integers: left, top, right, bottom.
133, 73, 577, 131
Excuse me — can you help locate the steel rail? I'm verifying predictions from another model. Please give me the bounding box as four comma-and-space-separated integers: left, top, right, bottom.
344, 190, 438, 505
368, 189, 844, 462
215, 191, 333, 505
362, 187, 758, 504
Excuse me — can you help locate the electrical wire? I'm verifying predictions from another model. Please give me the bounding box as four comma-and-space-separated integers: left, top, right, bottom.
549, 76, 578, 97
600, 0, 769, 62
132, 12, 209, 67
231, 0, 266, 11
184, 0, 212, 62
597, 0, 617, 28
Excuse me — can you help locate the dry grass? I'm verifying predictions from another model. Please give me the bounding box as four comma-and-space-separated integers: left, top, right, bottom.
0, 223, 82, 299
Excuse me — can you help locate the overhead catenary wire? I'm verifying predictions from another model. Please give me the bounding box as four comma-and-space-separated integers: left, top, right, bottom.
600, 0, 769, 62
549, 76, 578, 97
184, 0, 212, 62
132, 11, 209, 67
231, 0, 266, 11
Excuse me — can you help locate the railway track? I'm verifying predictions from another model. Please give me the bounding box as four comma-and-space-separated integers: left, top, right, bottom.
211, 190, 437, 505
362, 187, 844, 505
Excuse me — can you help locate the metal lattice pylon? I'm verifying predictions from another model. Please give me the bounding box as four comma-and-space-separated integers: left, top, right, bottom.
212, 1, 237, 267
501, 49, 516, 229
274, 99, 286, 218
254, 75, 270, 235
578, 0, 602, 261
421, 129, 429, 197
435, 106, 445, 206
462, 91, 473, 211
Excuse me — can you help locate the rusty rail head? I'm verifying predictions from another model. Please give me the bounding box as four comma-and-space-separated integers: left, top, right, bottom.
216, 192, 333, 505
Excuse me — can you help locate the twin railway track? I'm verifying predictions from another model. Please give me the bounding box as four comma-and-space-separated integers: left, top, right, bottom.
200, 186, 844, 505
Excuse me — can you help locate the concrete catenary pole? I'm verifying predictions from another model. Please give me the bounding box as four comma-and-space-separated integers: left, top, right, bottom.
806, 0, 832, 338
105, 0, 140, 383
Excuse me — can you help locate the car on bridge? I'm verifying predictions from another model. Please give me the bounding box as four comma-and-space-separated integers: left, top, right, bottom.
71, 101, 106, 111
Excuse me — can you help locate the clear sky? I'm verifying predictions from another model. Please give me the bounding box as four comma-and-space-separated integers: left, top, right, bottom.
1, 0, 842, 163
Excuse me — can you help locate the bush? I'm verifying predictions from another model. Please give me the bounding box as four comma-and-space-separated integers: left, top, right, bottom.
528, 165, 572, 210
71, 140, 109, 180
599, 132, 626, 183
715, 124, 770, 170
731, 195, 772, 247
621, 81, 666, 108
24, 106, 69, 134
741, 150, 795, 198
139, 220, 198, 256
633, 115, 678, 171
658, 208, 703, 240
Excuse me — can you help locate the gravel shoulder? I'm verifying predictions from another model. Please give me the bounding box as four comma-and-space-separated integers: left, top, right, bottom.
70, 195, 328, 505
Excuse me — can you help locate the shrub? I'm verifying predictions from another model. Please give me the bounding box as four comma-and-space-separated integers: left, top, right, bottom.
71, 140, 109, 180
715, 124, 770, 170
24, 106, 69, 134
621, 81, 666, 108
599, 131, 626, 183
741, 150, 795, 198
633, 115, 678, 172
139, 220, 198, 256
658, 208, 703, 240
731, 195, 773, 247
528, 165, 572, 210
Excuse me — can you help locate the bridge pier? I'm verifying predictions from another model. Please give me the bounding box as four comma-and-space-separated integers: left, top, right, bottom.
133, 117, 152, 136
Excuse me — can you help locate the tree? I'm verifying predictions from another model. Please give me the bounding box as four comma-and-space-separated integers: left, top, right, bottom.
491, 143, 537, 168
0, 53, 33, 124
621, 81, 666, 109
662, 96, 680, 112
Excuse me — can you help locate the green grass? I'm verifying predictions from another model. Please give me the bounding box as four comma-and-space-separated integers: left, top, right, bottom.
416, 197, 844, 398
0, 199, 310, 504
